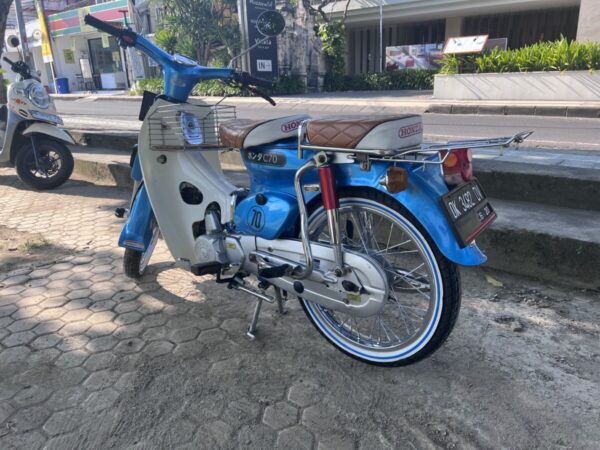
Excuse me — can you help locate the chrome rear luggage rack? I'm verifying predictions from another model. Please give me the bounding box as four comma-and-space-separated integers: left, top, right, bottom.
296, 119, 532, 167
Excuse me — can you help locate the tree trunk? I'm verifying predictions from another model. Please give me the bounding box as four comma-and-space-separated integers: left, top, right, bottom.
0, 0, 14, 104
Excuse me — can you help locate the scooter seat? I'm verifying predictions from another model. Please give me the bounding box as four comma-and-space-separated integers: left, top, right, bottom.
306, 115, 423, 150
219, 115, 310, 149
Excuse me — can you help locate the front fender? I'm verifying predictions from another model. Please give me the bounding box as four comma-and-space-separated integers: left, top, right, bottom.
118, 184, 155, 251
339, 162, 486, 267
22, 123, 75, 145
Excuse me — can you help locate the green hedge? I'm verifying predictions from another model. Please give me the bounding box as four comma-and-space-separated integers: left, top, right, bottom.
440, 37, 600, 74
323, 70, 435, 92
129, 74, 305, 96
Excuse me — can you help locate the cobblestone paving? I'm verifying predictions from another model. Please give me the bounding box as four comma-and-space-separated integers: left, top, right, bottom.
0, 168, 599, 449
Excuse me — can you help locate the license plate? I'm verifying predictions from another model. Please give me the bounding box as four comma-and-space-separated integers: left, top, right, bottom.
440, 179, 496, 247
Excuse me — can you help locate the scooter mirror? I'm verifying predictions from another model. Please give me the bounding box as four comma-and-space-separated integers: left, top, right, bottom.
256, 10, 285, 37
7, 35, 20, 48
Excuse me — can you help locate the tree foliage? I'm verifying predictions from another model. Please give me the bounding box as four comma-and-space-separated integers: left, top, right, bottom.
159, 0, 240, 66
302, 0, 351, 76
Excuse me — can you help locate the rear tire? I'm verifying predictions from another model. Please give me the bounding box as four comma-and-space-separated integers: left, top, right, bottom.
15, 138, 73, 190
300, 188, 461, 367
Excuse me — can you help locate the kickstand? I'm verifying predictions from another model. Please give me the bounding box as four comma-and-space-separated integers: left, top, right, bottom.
247, 298, 263, 340
274, 287, 286, 315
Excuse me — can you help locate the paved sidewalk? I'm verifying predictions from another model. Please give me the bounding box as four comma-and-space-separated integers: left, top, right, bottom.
0, 168, 598, 449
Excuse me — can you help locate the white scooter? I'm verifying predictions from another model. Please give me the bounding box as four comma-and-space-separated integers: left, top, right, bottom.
0, 40, 74, 189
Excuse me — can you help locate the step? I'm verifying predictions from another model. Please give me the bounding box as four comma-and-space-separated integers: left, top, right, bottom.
475, 158, 600, 212
477, 199, 600, 289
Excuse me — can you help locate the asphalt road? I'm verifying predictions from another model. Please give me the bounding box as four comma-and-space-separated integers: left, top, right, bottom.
55, 98, 600, 152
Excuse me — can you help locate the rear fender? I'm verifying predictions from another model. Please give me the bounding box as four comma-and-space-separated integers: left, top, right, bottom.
118, 183, 155, 252
339, 162, 487, 267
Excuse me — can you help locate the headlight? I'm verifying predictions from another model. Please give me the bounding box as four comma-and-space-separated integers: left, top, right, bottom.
27, 83, 50, 109
179, 112, 203, 145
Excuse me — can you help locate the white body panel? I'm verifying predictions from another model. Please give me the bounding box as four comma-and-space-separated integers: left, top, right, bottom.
138, 98, 236, 265
22, 123, 75, 144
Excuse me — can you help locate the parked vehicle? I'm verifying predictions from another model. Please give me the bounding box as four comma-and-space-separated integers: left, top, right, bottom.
0, 39, 74, 189
85, 13, 531, 366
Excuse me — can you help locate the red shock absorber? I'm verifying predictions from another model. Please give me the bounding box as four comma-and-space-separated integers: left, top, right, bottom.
318, 165, 339, 210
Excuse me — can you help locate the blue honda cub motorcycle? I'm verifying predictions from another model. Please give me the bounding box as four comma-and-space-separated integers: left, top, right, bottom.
85, 13, 531, 366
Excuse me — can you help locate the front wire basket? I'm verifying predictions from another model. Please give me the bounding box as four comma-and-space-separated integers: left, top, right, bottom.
148, 103, 236, 151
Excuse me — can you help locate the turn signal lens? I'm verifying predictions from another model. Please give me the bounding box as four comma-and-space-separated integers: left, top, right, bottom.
440, 148, 473, 186
443, 152, 458, 168
379, 166, 408, 193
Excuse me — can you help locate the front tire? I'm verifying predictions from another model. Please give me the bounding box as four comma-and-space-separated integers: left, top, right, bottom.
15, 138, 74, 190
123, 220, 159, 279
300, 188, 461, 367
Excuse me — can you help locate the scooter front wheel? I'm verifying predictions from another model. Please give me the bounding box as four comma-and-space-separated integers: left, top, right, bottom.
300, 188, 461, 367
123, 220, 160, 279
15, 138, 74, 190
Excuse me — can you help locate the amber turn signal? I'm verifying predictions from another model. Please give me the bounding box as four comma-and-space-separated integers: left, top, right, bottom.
379, 167, 408, 193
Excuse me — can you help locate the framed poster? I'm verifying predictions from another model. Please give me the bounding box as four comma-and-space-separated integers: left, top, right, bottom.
63, 49, 75, 64
385, 43, 444, 71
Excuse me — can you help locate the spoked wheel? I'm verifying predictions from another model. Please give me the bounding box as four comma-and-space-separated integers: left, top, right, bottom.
300, 188, 461, 366
15, 139, 74, 190
123, 220, 160, 279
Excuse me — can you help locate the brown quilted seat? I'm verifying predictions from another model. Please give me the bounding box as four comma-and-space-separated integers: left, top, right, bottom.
306, 115, 420, 149
219, 119, 266, 149
219, 115, 310, 149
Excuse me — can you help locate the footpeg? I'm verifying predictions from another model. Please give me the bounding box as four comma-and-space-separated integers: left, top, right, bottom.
258, 264, 290, 279
191, 262, 223, 276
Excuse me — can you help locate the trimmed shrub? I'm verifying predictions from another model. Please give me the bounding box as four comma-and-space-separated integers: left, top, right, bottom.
323, 69, 435, 92
440, 37, 600, 75
129, 74, 306, 96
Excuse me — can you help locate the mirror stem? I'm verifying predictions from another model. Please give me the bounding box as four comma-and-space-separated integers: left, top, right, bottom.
228, 35, 271, 69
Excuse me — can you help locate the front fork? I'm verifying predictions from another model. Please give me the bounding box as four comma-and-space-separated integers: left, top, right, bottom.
294, 151, 344, 279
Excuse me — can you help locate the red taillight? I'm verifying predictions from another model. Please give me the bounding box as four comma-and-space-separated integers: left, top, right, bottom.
440, 148, 473, 186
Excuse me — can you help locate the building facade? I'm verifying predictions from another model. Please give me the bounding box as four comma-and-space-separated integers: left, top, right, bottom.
326, 0, 600, 75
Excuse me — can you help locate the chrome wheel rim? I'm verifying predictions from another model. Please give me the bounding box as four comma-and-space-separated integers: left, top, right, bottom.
26, 148, 62, 178
305, 198, 441, 358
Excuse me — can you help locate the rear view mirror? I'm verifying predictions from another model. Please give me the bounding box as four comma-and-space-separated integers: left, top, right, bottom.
256, 11, 285, 37
7, 35, 20, 48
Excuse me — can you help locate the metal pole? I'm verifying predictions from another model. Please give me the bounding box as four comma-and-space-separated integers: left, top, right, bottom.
379, 0, 383, 72
14, 0, 32, 65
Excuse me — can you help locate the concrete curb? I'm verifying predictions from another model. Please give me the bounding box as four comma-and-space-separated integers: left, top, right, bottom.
427, 103, 600, 118
70, 130, 137, 151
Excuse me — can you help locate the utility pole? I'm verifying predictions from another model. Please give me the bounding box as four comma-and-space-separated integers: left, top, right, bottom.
379, 0, 383, 72
14, 0, 32, 65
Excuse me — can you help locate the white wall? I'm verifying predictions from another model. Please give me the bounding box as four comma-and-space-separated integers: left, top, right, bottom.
52, 35, 91, 92
433, 71, 600, 101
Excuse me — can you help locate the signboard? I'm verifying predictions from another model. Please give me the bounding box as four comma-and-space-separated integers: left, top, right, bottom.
443, 35, 488, 55
246, 0, 278, 80
385, 43, 444, 71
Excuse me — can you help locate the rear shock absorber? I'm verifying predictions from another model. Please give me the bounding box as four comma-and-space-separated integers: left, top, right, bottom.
315, 152, 345, 276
